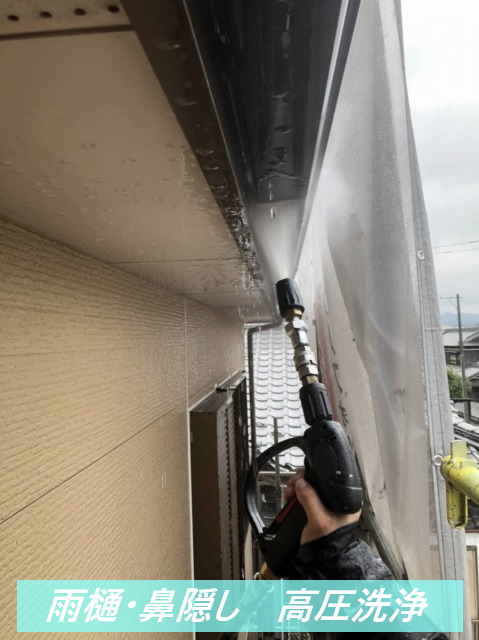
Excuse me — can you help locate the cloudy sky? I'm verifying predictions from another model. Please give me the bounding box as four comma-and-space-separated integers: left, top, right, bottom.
402, 0, 479, 315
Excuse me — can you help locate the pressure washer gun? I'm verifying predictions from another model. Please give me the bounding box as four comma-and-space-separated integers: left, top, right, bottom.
244, 278, 363, 578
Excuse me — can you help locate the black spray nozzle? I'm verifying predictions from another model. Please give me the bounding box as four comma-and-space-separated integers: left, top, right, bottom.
276, 278, 305, 317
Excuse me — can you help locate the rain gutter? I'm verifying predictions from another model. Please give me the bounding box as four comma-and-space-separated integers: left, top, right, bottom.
294, 0, 362, 274
122, 0, 357, 315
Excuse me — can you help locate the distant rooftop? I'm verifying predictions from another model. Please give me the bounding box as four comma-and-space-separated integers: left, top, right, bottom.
442, 329, 479, 347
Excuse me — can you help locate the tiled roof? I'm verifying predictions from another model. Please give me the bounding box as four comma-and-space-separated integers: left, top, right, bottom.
443, 329, 479, 347
249, 326, 304, 469
465, 330, 479, 344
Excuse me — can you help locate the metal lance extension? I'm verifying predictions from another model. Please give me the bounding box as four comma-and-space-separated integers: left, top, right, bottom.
276, 278, 320, 384
275, 278, 363, 516
276, 278, 333, 439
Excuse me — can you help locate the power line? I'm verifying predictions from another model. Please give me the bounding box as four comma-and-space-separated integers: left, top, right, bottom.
433, 247, 479, 254
433, 239, 479, 249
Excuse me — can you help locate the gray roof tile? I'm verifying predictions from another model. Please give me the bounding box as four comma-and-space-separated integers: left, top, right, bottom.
247, 326, 305, 468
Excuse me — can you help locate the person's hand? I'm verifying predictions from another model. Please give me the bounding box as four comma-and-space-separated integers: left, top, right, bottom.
283, 468, 361, 544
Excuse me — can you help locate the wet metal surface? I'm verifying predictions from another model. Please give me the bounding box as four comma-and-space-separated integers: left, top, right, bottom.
230, 0, 340, 205
122, 0, 343, 309
184, 0, 342, 289
183, 0, 341, 204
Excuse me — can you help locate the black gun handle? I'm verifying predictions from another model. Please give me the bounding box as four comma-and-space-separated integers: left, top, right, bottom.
243, 428, 362, 577
303, 420, 363, 513
260, 497, 307, 577
244, 437, 304, 540
261, 422, 362, 576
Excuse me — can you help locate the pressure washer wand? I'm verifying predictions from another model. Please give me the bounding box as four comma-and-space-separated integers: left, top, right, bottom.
244, 278, 363, 579
276, 278, 363, 514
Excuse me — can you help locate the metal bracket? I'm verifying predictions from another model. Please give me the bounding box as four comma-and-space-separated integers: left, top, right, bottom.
0, 1, 130, 37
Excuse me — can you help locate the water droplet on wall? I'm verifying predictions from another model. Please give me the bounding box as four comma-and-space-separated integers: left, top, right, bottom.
203, 162, 221, 171
274, 125, 292, 134
194, 147, 214, 158
153, 34, 182, 51
175, 94, 197, 107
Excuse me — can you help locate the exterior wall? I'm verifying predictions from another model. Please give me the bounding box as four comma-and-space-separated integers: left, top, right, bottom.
0, 219, 244, 639
466, 350, 479, 367
445, 348, 479, 367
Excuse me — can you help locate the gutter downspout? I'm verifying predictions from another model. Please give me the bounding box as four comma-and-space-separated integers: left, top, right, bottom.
247, 318, 282, 574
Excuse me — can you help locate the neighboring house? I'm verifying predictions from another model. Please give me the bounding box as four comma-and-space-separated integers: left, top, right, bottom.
443, 329, 479, 400
444, 329, 479, 368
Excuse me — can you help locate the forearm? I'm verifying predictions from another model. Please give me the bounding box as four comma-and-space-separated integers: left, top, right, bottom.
294, 523, 392, 580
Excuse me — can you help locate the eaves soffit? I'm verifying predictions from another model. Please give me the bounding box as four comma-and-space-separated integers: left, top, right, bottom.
0, 0, 271, 321
122, 0, 347, 314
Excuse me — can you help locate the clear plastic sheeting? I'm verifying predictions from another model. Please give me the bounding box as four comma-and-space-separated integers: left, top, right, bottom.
296, 0, 469, 618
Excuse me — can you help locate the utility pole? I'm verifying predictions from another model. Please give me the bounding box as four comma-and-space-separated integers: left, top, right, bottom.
441, 294, 471, 422
456, 294, 471, 423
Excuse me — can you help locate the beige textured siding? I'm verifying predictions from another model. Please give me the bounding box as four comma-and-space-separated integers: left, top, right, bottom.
0, 219, 244, 638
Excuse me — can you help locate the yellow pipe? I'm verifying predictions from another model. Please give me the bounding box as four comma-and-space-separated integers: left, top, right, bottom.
440, 440, 479, 529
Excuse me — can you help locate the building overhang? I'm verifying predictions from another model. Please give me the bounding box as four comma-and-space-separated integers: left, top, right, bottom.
0, 0, 359, 321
